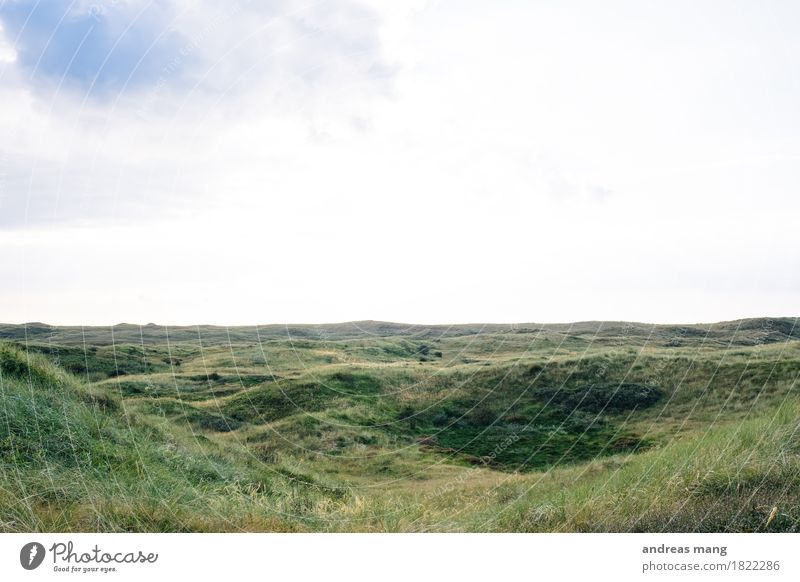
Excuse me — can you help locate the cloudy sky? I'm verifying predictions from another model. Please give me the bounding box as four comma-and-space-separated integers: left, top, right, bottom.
0, 0, 798, 325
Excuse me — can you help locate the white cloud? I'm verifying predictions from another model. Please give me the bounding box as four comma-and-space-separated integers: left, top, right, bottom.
0, 22, 16, 63
0, 0, 798, 324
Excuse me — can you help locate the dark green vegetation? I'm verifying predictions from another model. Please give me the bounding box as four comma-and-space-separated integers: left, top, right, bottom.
1, 318, 798, 531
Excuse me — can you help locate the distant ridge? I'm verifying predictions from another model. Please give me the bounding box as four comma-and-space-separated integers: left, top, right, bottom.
0, 317, 796, 346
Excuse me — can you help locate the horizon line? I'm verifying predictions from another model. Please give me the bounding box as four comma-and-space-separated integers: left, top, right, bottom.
1, 316, 797, 329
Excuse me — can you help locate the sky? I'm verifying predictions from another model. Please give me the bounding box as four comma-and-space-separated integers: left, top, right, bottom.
0, 0, 798, 325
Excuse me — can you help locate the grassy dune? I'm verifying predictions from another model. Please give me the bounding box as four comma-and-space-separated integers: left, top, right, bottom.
1, 318, 798, 531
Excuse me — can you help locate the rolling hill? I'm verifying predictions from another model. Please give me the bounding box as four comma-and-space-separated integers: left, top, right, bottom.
1, 317, 798, 531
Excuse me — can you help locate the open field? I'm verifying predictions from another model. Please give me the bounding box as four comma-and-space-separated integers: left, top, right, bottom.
1, 318, 798, 531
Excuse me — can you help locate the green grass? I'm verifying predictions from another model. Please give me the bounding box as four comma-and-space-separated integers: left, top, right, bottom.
0, 317, 798, 532
0, 344, 349, 531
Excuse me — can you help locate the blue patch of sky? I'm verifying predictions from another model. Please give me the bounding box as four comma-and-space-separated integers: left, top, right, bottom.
0, 0, 193, 97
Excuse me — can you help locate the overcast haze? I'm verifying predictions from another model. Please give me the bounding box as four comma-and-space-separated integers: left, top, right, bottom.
0, 0, 798, 325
